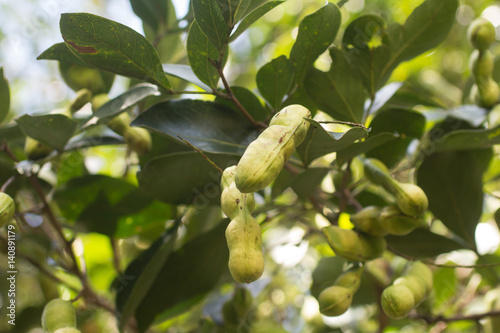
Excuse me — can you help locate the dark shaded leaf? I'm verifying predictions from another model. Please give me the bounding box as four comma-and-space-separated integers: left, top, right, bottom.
434, 125, 500, 152
290, 167, 330, 200
192, 0, 229, 50
386, 228, 465, 257
115, 201, 174, 239
336, 132, 399, 166
417, 149, 493, 248
475, 254, 500, 286
297, 119, 369, 166
137, 152, 238, 205
16, 114, 78, 151
229, 1, 284, 42
132, 99, 259, 155
0, 68, 11, 123
129, 0, 169, 32
304, 48, 366, 122
60, 13, 170, 90
365, 82, 403, 115
256, 55, 293, 109
290, 2, 341, 84
342, 14, 385, 48
214, 86, 269, 121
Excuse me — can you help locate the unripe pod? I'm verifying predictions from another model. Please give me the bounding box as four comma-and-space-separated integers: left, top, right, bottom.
394, 275, 427, 306
222, 300, 240, 326
381, 285, 415, 319
406, 261, 433, 295
221, 166, 255, 219
124, 126, 152, 155
469, 50, 494, 78
318, 285, 353, 317
334, 266, 363, 292
363, 158, 392, 192
41, 299, 77, 333
232, 287, 253, 316
323, 226, 386, 262
107, 112, 131, 136
393, 183, 428, 217
0, 192, 15, 228
69, 89, 92, 113
90, 94, 110, 113
226, 213, 264, 283
379, 205, 425, 235
54, 328, 81, 333
59, 62, 114, 94
24, 137, 54, 160
473, 79, 500, 108
235, 105, 311, 193
467, 17, 496, 51
350, 206, 387, 237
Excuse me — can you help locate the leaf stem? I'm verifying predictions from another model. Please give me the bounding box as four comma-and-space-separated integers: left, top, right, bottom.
318, 120, 368, 131
176, 135, 223, 173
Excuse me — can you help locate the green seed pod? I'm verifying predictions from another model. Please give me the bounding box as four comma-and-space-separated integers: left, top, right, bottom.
469, 50, 494, 78
322, 226, 386, 262
334, 266, 363, 292
54, 328, 81, 333
232, 287, 253, 317
333, 169, 353, 191
69, 89, 92, 113
24, 137, 54, 161
394, 275, 427, 306
363, 158, 392, 192
0, 192, 15, 228
124, 126, 152, 155
221, 166, 255, 219
59, 62, 114, 94
378, 205, 424, 236
90, 94, 110, 113
41, 299, 77, 333
318, 285, 353, 317
381, 285, 415, 319
226, 213, 264, 283
393, 183, 428, 217
406, 261, 433, 295
107, 112, 130, 136
235, 104, 311, 193
474, 79, 500, 108
467, 17, 496, 51
350, 206, 387, 237
222, 300, 240, 326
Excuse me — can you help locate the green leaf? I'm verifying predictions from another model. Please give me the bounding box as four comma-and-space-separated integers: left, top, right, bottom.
229, 1, 284, 42
55, 151, 88, 185
417, 149, 493, 248
116, 220, 180, 332
290, 167, 330, 200
192, 0, 229, 50
132, 99, 258, 155
342, 14, 385, 48
162, 64, 211, 91
129, 0, 169, 32
433, 125, 500, 152
16, 114, 78, 151
256, 55, 294, 109
432, 266, 457, 307
115, 201, 174, 239
60, 13, 171, 90
187, 21, 226, 90
336, 132, 399, 166
304, 48, 366, 122
133, 221, 229, 332
289, 2, 341, 84
214, 86, 269, 121
216, 0, 253, 25
365, 82, 403, 115
0, 68, 11, 123
297, 119, 369, 166
81, 83, 161, 130
475, 254, 500, 286
64, 135, 124, 151
386, 228, 465, 257
310, 256, 346, 299
365, 108, 426, 168
137, 152, 237, 205
37, 42, 90, 67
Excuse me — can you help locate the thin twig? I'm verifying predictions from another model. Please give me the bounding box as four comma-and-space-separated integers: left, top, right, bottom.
318, 120, 368, 131
414, 309, 500, 324
1, 175, 18, 192
177, 135, 223, 173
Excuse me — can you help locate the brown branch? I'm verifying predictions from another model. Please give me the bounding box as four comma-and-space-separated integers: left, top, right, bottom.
414, 309, 500, 324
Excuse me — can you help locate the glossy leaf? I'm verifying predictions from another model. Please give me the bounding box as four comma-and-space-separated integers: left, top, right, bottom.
117, 220, 180, 331
60, 13, 171, 90
417, 149, 493, 248
229, 1, 284, 42
365, 82, 403, 115
386, 228, 465, 257
304, 48, 366, 122
192, 0, 229, 50
163, 64, 211, 91
289, 2, 341, 84
16, 114, 78, 151
129, 0, 169, 32
216, 0, 253, 24
336, 132, 399, 166
37, 42, 89, 67
137, 152, 237, 205
433, 125, 500, 152
132, 99, 258, 155
214, 86, 268, 121
297, 119, 369, 166
0, 68, 11, 123
133, 221, 228, 332
187, 21, 224, 90
64, 134, 124, 151
256, 55, 294, 109
290, 167, 330, 200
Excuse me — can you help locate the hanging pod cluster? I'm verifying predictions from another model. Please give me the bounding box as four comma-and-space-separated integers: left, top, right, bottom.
41, 299, 81, 333
0, 192, 15, 228
318, 266, 363, 316
467, 17, 499, 108
221, 105, 311, 283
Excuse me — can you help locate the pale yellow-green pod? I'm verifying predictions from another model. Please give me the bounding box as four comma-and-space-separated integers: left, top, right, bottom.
124, 126, 152, 155
41, 299, 77, 333
467, 17, 496, 51
0, 192, 15, 228
393, 183, 428, 218
322, 226, 386, 262
381, 285, 415, 319
378, 205, 425, 236
394, 275, 427, 306
474, 79, 500, 108
90, 94, 110, 113
318, 285, 353, 317
469, 50, 494, 78
221, 166, 255, 219
54, 328, 82, 333
235, 104, 311, 193
69, 89, 93, 113
334, 266, 363, 292
107, 112, 131, 136
350, 206, 387, 237
406, 261, 433, 295
225, 213, 264, 283
24, 136, 54, 161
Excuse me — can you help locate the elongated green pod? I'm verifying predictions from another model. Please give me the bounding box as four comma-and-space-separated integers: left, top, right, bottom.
41, 299, 77, 333
467, 17, 496, 51
381, 285, 415, 319
334, 266, 363, 292
0, 193, 15, 228
90, 94, 110, 113
124, 126, 152, 155
69, 89, 92, 113
318, 285, 353, 316
469, 50, 494, 78
350, 206, 387, 237
221, 166, 255, 219
323, 226, 386, 262
24, 137, 54, 161
406, 261, 433, 294
379, 205, 425, 235
235, 104, 311, 193
226, 213, 264, 283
